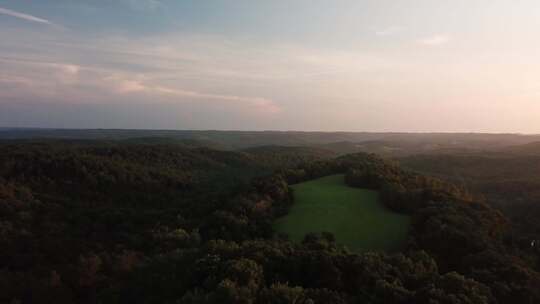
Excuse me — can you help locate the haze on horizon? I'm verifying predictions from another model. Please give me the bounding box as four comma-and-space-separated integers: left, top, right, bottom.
1, 0, 539, 133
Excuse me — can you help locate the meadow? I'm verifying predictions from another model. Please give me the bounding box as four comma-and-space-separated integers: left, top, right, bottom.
274, 174, 411, 252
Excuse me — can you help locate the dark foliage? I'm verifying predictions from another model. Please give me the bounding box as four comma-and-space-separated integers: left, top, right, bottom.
0, 141, 538, 303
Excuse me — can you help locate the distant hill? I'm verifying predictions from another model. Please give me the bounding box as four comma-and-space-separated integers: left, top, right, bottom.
313, 139, 504, 157
500, 141, 540, 155
120, 137, 228, 150
242, 145, 337, 168
2, 128, 540, 151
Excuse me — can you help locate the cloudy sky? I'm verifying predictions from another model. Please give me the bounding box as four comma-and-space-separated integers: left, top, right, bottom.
1, 0, 540, 132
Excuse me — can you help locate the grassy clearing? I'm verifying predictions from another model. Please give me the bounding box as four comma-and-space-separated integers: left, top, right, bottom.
273, 174, 410, 252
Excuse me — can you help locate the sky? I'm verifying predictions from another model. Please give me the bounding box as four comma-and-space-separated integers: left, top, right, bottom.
1, 0, 540, 132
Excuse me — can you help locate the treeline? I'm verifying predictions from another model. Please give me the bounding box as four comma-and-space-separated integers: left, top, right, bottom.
1, 142, 539, 303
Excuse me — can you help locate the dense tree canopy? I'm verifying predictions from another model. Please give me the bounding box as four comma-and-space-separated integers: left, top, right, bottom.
0, 141, 538, 303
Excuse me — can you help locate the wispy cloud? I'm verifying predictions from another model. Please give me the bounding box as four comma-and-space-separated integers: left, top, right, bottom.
0, 7, 52, 25
374, 26, 403, 37
418, 35, 450, 46
0, 55, 281, 114
0, 29, 402, 119
111, 77, 281, 113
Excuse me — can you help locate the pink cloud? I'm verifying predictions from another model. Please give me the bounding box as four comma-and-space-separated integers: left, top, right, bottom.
112, 77, 281, 113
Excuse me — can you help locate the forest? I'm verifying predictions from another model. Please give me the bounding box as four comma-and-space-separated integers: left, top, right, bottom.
1, 139, 539, 303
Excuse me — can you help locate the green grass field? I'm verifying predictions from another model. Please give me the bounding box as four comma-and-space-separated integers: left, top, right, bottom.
273, 174, 410, 252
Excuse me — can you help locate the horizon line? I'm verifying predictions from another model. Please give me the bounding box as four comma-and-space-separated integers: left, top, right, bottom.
0, 126, 538, 136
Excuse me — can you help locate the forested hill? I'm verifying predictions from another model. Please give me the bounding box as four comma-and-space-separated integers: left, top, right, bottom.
1, 141, 539, 303
2, 128, 540, 151
399, 148, 540, 244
